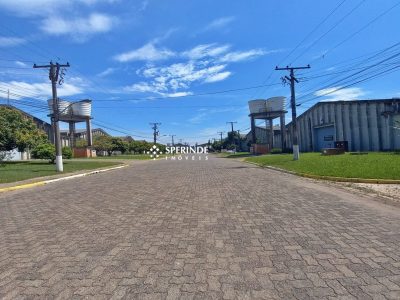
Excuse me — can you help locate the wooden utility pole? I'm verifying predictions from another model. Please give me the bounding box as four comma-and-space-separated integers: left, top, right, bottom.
275, 65, 310, 160
34, 61, 70, 172
150, 122, 161, 144
217, 131, 224, 143
170, 134, 176, 146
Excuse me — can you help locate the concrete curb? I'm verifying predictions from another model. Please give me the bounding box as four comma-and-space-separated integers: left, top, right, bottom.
245, 161, 400, 184
0, 165, 127, 193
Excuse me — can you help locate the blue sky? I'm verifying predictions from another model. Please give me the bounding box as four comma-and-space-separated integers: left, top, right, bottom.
0, 0, 399, 144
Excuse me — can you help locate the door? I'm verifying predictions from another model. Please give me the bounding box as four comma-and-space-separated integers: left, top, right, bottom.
314, 126, 335, 151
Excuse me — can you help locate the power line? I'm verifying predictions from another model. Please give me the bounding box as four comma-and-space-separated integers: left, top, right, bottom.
290, 0, 366, 64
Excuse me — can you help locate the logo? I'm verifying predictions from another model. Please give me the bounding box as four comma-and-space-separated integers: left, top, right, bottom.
146, 145, 209, 161
147, 145, 163, 160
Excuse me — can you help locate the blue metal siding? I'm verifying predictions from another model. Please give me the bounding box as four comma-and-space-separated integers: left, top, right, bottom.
314, 126, 335, 151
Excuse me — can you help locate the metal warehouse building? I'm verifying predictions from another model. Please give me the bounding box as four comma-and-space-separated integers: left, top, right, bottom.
284, 99, 400, 152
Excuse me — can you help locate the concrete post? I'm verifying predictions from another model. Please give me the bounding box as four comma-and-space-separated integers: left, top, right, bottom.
280, 114, 286, 150
69, 122, 76, 148
269, 119, 274, 150
86, 118, 93, 146
251, 115, 256, 144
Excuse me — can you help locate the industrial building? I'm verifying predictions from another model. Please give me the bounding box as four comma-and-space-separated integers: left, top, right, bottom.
248, 98, 400, 152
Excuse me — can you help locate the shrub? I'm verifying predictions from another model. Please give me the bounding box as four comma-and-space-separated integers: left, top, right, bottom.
270, 148, 282, 154
31, 143, 56, 163
62, 147, 73, 159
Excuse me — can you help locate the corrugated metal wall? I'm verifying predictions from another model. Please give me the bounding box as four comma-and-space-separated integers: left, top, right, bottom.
277, 100, 400, 152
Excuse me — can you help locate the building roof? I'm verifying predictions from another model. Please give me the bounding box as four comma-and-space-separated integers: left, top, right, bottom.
60, 128, 110, 136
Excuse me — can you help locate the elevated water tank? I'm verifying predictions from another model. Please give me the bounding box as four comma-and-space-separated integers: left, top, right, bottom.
47, 99, 71, 115
248, 96, 286, 114
248, 99, 268, 114
71, 100, 92, 117
265, 96, 286, 111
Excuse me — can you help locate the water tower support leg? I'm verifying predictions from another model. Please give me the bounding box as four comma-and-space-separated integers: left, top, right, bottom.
69, 122, 76, 148
86, 118, 93, 147
251, 115, 256, 144
269, 119, 274, 150
280, 114, 286, 150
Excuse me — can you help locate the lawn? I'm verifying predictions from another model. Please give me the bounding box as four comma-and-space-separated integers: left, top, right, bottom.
246, 152, 400, 180
217, 152, 251, 158
0, 160, 121, 184
91, 154, 159, 160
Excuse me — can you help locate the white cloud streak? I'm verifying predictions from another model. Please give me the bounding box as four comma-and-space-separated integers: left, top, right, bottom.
0, 36, 26, 47
204, 16, 235, 31
0, 80, 84, 100
40, 13, 115, 41
114, 43, 175, 62
314, 87, 366, 101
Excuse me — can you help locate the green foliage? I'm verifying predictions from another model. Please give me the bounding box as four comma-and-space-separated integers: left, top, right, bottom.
270, 148, 282, 154
0, 106, 47, 152
111, 137, 129, 154
128, 140, 151, 154
93, 135, 114, 155
31, 143, 56, 163
75, 138, 88, 148
62, 147, 73, 159
211, 140, 223, 152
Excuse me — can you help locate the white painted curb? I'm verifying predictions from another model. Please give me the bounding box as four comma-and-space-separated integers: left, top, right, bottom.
44, 165, 127, 184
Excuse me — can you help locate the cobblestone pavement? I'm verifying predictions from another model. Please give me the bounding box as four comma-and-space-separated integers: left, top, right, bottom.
1, 155, 400, 299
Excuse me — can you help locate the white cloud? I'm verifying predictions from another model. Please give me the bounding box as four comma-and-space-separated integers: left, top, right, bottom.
97, 67, 116, 77
124, 82, 156, 93
204, 71, 231, 83
0, 80, 84, 100
0, 36, 26, 47
117, 42, 274, 97
204, 16, 235, 31
40, 13, 114, 41
114, 43, 175, 62
129, 62, 230, 95
314, 87, 366, 101
219, 49, 269, 62
182, 44, 230, 60
0, 0, 116, 16
15, 61, 28, 67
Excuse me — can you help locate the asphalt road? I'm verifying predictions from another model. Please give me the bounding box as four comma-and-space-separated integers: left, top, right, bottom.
0, 155, 399, 299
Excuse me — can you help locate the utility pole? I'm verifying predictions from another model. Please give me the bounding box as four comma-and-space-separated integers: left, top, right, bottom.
275, 64, 310, 160
226, 121, 237, 148
34, 61, 70, 172
217, 131, 224, 143
170, 134, 176, 146
149, 122, 161, 144
226, 121, 237, 133
7, 89, 10, 105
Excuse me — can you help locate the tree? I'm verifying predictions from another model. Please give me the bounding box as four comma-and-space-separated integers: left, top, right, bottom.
93, 135, 114, 156
75, 138, 87, 148
128, 140, 151, 154
0, 106, 47, 153
111, 137, 129, 154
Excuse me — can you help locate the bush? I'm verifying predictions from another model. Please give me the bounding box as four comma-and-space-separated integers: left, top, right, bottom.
270, 148, 282, 154
31, 143, 55, 163
62, 147, 73, 159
